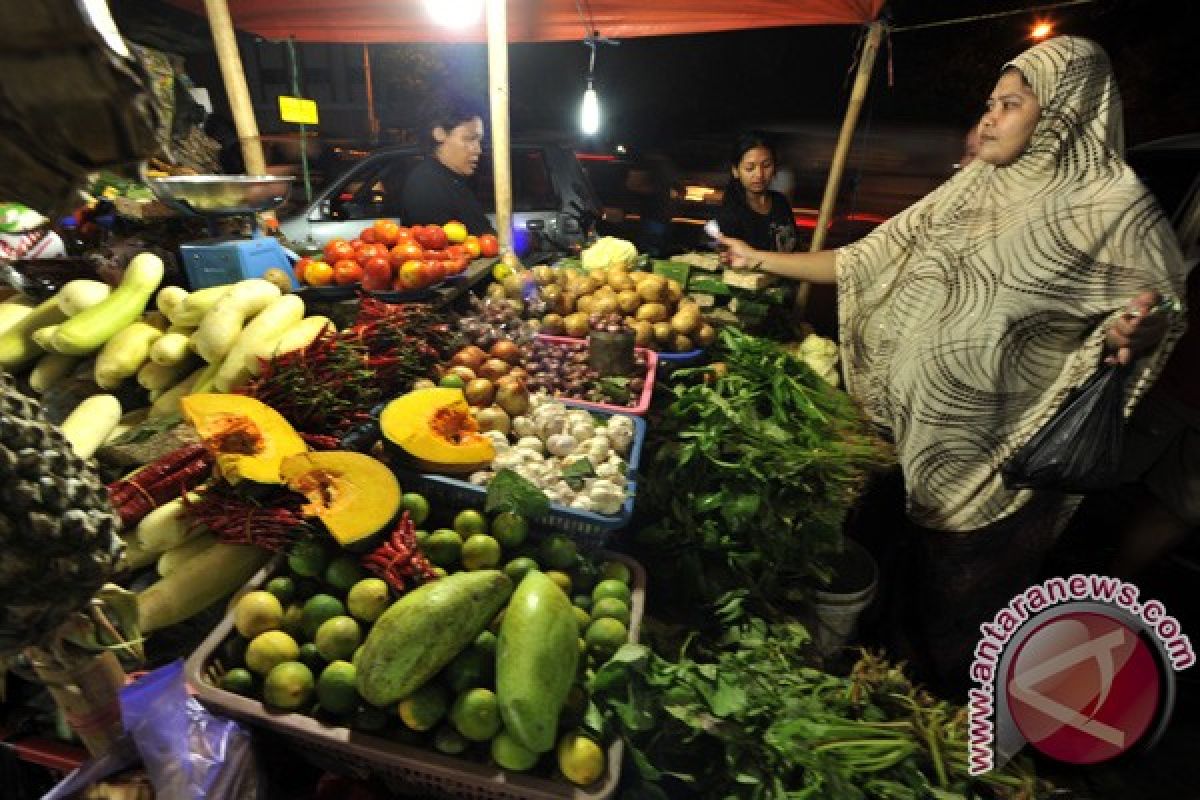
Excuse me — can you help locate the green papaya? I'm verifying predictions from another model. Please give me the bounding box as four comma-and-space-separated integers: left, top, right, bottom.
356, 570, 512, 707
496, 570, 580, 753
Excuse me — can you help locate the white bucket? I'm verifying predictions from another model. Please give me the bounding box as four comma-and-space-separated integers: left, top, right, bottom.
813, 538, 879, 658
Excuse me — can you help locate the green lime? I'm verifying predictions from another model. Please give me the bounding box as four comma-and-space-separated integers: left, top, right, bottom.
314, 616, 362, 662
324, 554, 366, 592
450, 688, 501, 742
433, 723, 469, 755
503, 556, 539, 584
220, 635, 249, 667
431, 566, 448, 579
265, 576, 297, 605
492, 730, 540, 771
397, 683, 449, 732
557, 731, 606, 786
571, 594, 592, 611
401, 492, 431, 526
298, 642, 327, 673
545, 570, 572, 595
301, 594, 346, 639
220, 667, 255, 697
590, 596, 630, 627
591, 579, 632, 606
317, 660, 359, 715
245, 631, 300, 675
572, 605, 591, 633
453, 509, 488, 538
439, 373, 466, 389
491, 512, 529, 549
262, 661, 314, 710
234, 591, 284, 638
352, 706, 389, 733
474, 630, 497, 657
414, 529, 430, 546
288, 540, 329, 578
461, 534, 502, 570
423, 529, 463, 567
281, 604, 305, 639
599, 561, 632, 585
539, 535, 578, 570
444, 646, 492, 694
346, 578, 391, 623
584, 618, 628, 658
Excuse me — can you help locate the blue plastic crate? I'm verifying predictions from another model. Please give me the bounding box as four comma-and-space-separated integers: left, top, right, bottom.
655, 348, 707, 366
400, 401, 646, 549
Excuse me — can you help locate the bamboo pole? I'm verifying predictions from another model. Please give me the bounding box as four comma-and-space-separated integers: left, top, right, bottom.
485, 0, 513, 251
363, 44, 380, 144
796, 21, 885, 314
202, 0, 267, 176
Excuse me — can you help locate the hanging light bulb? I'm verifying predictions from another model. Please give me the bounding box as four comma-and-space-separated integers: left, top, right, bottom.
581, 80, 601, 136
424, 0, 483, 27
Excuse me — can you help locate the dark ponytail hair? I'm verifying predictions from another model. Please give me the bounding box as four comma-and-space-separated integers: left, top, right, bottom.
723, 131, 777, 211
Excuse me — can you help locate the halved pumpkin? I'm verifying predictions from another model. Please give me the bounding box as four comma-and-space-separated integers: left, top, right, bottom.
380, 387, 495, 474
280, 450, 402, 550
180, 393, 308, 486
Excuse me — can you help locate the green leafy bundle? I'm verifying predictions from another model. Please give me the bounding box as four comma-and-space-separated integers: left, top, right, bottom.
638, 328, 892, 611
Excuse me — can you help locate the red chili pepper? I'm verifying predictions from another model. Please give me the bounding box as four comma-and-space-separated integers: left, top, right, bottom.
107, 444, 214, 528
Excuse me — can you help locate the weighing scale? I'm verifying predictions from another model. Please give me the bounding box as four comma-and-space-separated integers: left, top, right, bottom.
148, 175, 300, 289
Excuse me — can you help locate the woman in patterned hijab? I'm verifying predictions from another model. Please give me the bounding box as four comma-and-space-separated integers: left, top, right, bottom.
720, 36, 1188, 686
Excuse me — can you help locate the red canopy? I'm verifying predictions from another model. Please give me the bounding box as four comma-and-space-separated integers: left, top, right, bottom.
166, 0, 884, 43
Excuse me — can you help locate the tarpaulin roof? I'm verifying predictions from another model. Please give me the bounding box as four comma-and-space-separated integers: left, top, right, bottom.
165, 1, 885, 43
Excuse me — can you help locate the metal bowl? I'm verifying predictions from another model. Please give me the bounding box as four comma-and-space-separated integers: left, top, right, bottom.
148, 175, 295, 216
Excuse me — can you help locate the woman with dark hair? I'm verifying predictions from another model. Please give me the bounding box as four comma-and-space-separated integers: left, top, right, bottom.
714, 132, 798, 253
400, 90, 495, 234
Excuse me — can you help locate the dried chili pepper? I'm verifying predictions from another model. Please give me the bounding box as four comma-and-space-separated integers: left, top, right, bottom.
362, 511, 438, 592
107, 443, 214, 528
184, 484, 311, 552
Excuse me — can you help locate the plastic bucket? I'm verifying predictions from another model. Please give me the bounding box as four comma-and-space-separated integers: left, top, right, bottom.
813, 538, 878, 658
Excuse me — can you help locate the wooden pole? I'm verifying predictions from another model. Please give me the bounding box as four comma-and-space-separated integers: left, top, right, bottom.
202, 0, 267, 176
796, 21, 885, 314
485, 0, 513, 252
363, 44, 381, 144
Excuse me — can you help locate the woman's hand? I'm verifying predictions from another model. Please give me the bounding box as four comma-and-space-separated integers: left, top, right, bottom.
717, 234, 760, 271
1105, 290, 1170, 366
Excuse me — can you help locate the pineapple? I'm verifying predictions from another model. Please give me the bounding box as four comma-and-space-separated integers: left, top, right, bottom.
0, 371, 122, 657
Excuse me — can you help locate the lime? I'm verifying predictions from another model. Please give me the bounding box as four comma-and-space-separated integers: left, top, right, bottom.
401, 492, 431, 526
281, 604, 306, 639
220, 667, 255, 697
234, 590, 284, 638
491, 512, 529, 549
317, 660, 359, 715
492, 730, 540, 771
450, 688, 502, 742
324, 555, 366, 592
539, 535, 578, 570
220, 635, 249, 667
346, 578, 391, 623
572, 606, 591, 633
584, 618, 628, 658
430, 566, 448, 579
545, 570, 572, 595
245, 631, 300, 675
423, 529, 463, 567
474, 630, 497, 657
414, 529, 430, 546
433, 723, 469, 755
288, 540, 329, 578
592, 579, 632, 606
557, 731, 606, 786
444, 647, 492, 694
302, 594, 346, 639
453, 509, 488, 538
461, 534, 502, 570
600, 561, 632, 585
439, 373, 466, 389
314, 616, 362, 662
298, 642, 327, 673
590, 597, 631, 627
352, 706, 389, 733
397, 683, 449, 732
571, 594, 593, 612
265, 575, 297, 605
503, 556, 539, 584
262, 661, 314, 711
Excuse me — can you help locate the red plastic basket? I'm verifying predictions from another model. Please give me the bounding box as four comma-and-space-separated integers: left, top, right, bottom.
531, 334, 657, 416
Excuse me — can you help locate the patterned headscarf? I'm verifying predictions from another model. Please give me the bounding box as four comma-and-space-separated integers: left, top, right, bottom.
835, 36, 1188, 532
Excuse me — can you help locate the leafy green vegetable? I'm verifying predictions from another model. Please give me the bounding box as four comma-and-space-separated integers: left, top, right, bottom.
485, 468, 550, 518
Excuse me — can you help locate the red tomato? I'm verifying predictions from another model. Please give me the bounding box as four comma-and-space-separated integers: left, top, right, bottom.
419, 259, 445, 285
293, 256, 314, 283
396, 259, 424, 290
361, 255, 392, 291
413, 224, 448, 251
463, 236, 483, 259
424, 249, 448, 262
333, 258, 363, 285
356, 243, 385, 265
446, 244, 467, 260
359, 228, 377, 244
323, 239, 355, 263
373, 220, 400, 247
478, 233, 499, 258
395, 227, 415, 244
445, 256, 468, 275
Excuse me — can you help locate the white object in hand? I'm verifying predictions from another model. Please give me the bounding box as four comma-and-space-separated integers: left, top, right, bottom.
704, 219, 721, 240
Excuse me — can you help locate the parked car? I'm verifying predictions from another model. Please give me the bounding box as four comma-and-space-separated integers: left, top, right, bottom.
278, 140, 602, 255
1126, 133, 1200, 239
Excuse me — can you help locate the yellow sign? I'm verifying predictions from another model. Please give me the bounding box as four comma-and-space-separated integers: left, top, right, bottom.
279, 96, 318, 125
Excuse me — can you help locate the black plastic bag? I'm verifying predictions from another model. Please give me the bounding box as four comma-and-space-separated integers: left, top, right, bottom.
1002, 364, 1129, 492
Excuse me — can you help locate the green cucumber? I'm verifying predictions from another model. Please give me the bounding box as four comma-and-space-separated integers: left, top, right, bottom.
51, 253, 164, 355
356, 570, 512, 707
496, 570, 580, 753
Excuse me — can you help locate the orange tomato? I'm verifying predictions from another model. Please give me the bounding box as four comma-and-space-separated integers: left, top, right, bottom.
359, 228, 378, 244
396, 259, 424, 290
463, 236, 482, 259
389, 241, 425, 268
304, 259, 334, 286
478, 233, 499, 258
333, 259, 363, 285
323, 239, 354, 263
373, 220, 400, 247
294, 256, 314, 283
395, 228, 415, 244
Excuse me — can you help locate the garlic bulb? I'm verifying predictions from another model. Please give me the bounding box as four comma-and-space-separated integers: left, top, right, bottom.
511, 415, 537, 439
545, 433, 578, 457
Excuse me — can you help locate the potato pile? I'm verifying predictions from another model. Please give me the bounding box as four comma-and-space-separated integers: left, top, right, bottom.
487, 266, 715, 353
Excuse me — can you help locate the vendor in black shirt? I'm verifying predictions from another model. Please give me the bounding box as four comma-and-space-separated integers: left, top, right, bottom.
714, 132, 797, 253
400, 91, 495, 235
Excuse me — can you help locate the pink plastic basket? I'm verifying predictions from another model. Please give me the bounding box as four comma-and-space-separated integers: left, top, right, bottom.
531, 334, 657, 416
